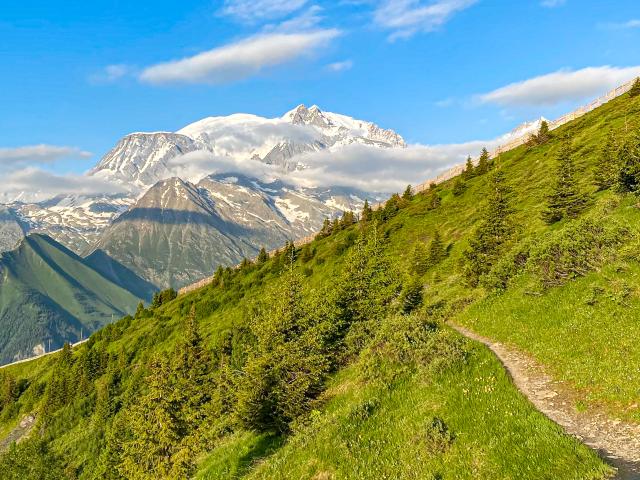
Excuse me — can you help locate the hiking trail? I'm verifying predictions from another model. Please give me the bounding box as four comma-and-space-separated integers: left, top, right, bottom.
451, 323, 640, 480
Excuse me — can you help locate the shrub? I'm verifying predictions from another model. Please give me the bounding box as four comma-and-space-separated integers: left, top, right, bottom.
423, 417, 455, 453
527, 218, 629, 288
483, 240, 532, 291
359, 315, 467, 381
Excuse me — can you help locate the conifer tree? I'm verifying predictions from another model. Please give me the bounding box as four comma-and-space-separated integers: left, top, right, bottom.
236, 268, 331, 433
173, 305, 213, 442
361, 199, 372, 222
135, 302, 145, 319
629, 77, 640, 98
118, 357, 184, 479
283, 240, 297, 263
452, 177, 466, 196
402, 185, 413, 201
542, 139, 587, 224
316, 219, 332, 239
410, 241, 430, 275
594, 131, 619, 191
257, 247, 269, 264
463, 156, 475, 179
462, 170, 513, 287
476, 148, 490, 175
400, 277, 423, 314
537, 120, 551, 144
427, 230, 446, 266
212, 265, 225, 288
617, 130, 640, 193
383, 193, 401, 219
428, 192, 441, 210
334, 225, 399, 352
300, 244, 314, 263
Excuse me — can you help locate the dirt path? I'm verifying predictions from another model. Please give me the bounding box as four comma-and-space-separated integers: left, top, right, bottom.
451, 323, 640, 480
0, 414, 36, 451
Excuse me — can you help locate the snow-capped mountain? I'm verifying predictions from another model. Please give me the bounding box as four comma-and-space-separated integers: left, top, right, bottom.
7, 195, 134, 253
499, 117, 548, 143
91, 104, 406, 187
89, 132, 212, 187
87, 174, 366, 287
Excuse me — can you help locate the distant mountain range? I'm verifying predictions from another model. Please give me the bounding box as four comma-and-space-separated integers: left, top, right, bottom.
1, 105, 402, 276
0, 234, 154, 364
0, 105, 406, 364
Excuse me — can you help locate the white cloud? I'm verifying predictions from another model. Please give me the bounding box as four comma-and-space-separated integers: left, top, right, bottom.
221, 0, 309, 23
0, 167, 128, 203
287, 140, 496, 192
600, 19, 640, 30
90, 64, 131, 84
165, 150, 283, 185
265, 6, 324, 33
374, 0, 478, 40
139, 30, 341, 85
540, 0, 566, 7
0, 145, 92, 170
435, 97, 454, 107
477, 65, 640, 107
327, 60, 354, 72
165, 137, 500, 193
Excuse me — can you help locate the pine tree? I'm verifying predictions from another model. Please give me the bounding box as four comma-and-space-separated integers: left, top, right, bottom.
410, 242, 430, 275
334, 226, 399, 352
629, 77, 640, 98
118, 357, 184, 479
476, 148, 490, 175
300, 244, 314, 263
452, 177, 466, 196
340, 210, 356, 228
173, 306, 213, 442
463, 156, 475, 179
402, 185, 413, 201
383, 193, 401, 219
427, 230, 446, 266
316, 218, 332, 240
283, 240, 297, 263
361, 199, 372, 222
462, 170, 513, 287
594, 131, 619, 191
135, 302, 145, 319
236, 268, 331, 433
400, 277, 423, 314
542, 138, 587, 224
537, 120, 551, 144
617, 130, 640, 193
428, 192, 441, 210
257, 247, 269, 264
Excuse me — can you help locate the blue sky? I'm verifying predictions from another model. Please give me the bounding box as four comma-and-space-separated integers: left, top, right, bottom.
1, 0, 640, 177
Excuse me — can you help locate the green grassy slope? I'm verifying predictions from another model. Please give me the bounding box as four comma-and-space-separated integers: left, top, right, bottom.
2, 89, 640, 479
198, 343, 607, 480
0, 234, 152, 364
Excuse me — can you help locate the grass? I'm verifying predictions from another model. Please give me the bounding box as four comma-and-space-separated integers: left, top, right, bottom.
198, 329, 610, 480
3, 90, 640, 478
456, 259, 640, 422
